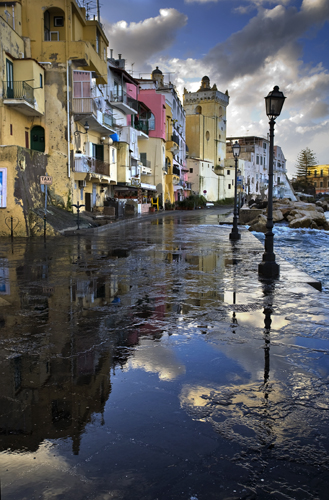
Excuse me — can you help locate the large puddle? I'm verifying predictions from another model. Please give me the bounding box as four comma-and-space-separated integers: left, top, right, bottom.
0, 212, 329, 499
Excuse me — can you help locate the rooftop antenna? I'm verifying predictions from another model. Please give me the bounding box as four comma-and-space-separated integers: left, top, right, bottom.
96, 0, 100, 22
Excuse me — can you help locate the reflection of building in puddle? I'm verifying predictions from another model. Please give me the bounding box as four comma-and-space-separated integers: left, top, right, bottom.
0, 258, 10, 294
0, 344, 113, 456
163, 248, 226, 315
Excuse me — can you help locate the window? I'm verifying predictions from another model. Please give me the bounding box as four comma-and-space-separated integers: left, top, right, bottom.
227, 170, 230, 175
260, 157, 263, 165
321, 170, 323, 177
73, 71, 92, 98
44, 11, 50, 40
314, 170, 317, 177
6, 59, 14, 98
263, 143, 267, 149
256, 155, 259, 164
54, 16, 64, 27
0, 169, 7, 207
96, 30, 100, 55
206, 131, 210, 141
228, 184, 231, 189
320, 181, 323, 187
314, 182, 317, 187
10, 124, 13, 135
40, 74, 43, 88
189, 168, 193, 173
25, 131, 29, 148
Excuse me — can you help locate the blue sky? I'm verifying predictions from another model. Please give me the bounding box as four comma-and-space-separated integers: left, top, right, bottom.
98, 0, 329, 175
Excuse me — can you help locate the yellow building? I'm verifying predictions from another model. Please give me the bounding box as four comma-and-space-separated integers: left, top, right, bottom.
307, 165, 329, 195
184, 76, 229, 201
0, 0, 110, 236
164, 104, 180, 205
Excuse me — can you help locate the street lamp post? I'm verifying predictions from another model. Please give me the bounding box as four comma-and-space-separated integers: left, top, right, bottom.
230, 141, 241, 241
259, 86, 286, 278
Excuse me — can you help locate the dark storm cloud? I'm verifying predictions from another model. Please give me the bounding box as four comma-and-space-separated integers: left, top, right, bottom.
103, 9, 188, 72
204, 0, 329, 84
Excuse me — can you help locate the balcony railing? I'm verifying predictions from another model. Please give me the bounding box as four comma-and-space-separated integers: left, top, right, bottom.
74, 155, 110, 176
110, 90, 139, 112
72, 97, 97, 115
173, 165, 180, 176
134, 119, 149, 134
3, 81, 34, 105
172, 133, 180, 146
103, 112, 116, 128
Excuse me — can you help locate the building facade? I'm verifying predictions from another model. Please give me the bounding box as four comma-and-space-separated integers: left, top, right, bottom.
0, 0, 110, 235
226, 136, 296, 201
184, 76, 229, 201
307, 165, 329, 195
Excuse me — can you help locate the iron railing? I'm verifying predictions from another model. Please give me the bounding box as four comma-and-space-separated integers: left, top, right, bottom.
173, 165, 180, 176
110, 90, 139, 112
74, 156, 110, 176
3, 81, 34, 105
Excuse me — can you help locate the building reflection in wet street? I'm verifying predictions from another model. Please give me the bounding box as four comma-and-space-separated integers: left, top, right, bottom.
0, 212, 329, 499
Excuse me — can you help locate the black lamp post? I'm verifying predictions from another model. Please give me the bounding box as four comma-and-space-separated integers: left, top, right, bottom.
230, 141, 241, 241
258, 86, 286, 278
74, 121, 90, 136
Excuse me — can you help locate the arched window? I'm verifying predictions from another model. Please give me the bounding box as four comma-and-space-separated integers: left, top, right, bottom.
165, 157, 171, 174
196, 105, 202, 114
44, 8, 65, 41
31, 126, 45, 152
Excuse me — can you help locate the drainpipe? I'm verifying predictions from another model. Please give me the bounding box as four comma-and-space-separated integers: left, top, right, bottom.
67, 60, 72, 177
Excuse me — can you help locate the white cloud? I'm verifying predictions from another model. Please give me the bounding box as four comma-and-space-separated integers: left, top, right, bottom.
102, 1, 329, 172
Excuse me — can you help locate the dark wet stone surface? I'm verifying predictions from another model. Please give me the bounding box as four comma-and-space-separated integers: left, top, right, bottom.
0, 208, 328, 499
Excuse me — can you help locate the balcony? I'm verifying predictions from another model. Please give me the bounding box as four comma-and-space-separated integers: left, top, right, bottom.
109, 90, 138, 114
3, 81, 43, 117
140, 160, 152, 175
134, 119, 149, 136
173, 165, 180, 176
73, 98, 118, 134
74, 155, 110, 177
72, 97, 97, 118
103, 112, 117, 131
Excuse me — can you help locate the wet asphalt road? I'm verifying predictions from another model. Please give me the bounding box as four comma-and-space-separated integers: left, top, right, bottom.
0, 208, 329, 500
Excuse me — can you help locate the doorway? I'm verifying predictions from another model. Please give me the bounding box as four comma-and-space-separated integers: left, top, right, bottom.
31, 126, 45, 152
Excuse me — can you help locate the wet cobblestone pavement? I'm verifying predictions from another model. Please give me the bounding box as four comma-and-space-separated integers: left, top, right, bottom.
0, 208, 329, 499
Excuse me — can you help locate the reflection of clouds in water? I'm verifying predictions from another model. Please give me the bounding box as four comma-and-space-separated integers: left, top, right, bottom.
127, 338, 186, 381
180, 378, 329, 467
0, 440, 91, 496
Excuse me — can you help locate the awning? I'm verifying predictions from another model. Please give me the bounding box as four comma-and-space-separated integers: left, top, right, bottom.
141, 183, 157, 191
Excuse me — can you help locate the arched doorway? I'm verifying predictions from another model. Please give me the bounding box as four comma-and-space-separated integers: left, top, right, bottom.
31, 126, 45, 152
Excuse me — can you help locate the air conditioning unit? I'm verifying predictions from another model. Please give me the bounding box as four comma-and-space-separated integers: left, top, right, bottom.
78, 180, 87, 188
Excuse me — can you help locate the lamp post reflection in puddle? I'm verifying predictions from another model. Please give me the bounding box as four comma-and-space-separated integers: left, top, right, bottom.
262, 283, 274, 400
230, 291, 238, 333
